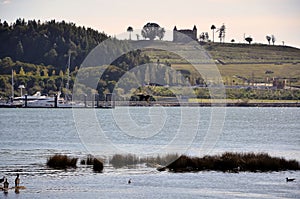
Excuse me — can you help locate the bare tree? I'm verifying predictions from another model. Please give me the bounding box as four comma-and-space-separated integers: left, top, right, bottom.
205, 32, 209, 41
266, 35, 271, 45
271, 35, 276, 45
210, 25, 216, 43
216, 24, 226, 43
127, 26, 133, 40
200, 32, 209, 42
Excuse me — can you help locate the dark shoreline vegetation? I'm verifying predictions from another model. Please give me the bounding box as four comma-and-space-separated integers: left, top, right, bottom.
46, 152, 300, 173
47, 154, 104, 172
46, 154, 78, 169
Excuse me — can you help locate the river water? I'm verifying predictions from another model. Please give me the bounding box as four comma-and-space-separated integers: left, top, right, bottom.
0, 107, 299, 198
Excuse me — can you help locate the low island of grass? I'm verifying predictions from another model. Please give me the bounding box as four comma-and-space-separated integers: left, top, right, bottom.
46, 152, 300, 173
160, 152, 300, 172
46, 154, 78, 169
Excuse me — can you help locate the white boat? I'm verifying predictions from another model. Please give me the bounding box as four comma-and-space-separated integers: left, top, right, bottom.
14, 92, 85, 108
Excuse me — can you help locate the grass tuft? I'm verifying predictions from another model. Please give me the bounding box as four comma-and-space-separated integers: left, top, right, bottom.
93, 158, 104, 172
46, 154, 78, 169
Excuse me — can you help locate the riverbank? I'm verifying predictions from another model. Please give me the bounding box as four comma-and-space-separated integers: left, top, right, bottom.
1, 100, 300, 108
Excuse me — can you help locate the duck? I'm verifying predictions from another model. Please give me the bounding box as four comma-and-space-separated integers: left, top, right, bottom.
15, 174, 20, 187
286, 177, 295, 182
3, 178, 9, 189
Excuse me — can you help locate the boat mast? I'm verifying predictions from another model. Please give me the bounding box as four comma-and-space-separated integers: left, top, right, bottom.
11, 69, 14, 98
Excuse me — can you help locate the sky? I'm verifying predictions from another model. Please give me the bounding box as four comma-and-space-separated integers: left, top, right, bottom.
0, 0, 300, 48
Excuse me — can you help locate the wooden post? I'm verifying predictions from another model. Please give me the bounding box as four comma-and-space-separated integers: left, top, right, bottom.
54, 94, 58, 108
24, 94, 28, 108
84, 94, 87, 107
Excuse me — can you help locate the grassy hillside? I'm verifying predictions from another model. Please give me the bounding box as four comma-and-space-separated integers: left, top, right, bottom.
138, 41, 300, 86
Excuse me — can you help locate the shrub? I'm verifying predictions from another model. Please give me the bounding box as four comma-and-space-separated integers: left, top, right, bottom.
93, 158, 104, 172
47, 154, 78, 169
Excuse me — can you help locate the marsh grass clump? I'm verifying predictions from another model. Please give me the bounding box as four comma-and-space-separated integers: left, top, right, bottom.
93, 158, 104, 172
141, 154, 180, 167
80, 154, 95, 165
110, 154, 139, 168
164, 152, 300, 172
47, 154, 78, 169
80, 155, 104, 172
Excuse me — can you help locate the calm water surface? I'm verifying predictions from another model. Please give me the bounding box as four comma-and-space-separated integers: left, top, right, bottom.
0, 107, 299, 198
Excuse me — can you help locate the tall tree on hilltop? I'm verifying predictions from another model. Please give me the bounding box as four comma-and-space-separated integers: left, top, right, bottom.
271, 35, 276, 45
245, 36, 253, 44
127, 26, 133, 40
266, 35, 271, 45
210, 25, 216, 43
141, 22, 165, 40
216, 24, 226, 43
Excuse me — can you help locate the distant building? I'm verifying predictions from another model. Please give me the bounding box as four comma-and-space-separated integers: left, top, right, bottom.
173, 25, 197, 42
272, 78, 286, 89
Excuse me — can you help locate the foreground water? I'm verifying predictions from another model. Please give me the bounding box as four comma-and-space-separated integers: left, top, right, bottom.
0, 107, 299, 198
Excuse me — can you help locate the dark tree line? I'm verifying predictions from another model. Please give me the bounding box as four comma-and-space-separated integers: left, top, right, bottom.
0, 18, 108, 72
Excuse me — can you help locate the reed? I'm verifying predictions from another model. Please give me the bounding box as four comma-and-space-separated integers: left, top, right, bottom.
46, 154, 78, 169
80, 154, 95, 165
109, 153, 180, 168
93, 158, 104, 172
80, 154, 104, 172
164, 152, 300, 172
110, 154, 139, 168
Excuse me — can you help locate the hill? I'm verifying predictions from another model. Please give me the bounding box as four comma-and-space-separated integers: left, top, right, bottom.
138, 41, 300, 86
0, 18, 108, 73
0, 20, 300, 100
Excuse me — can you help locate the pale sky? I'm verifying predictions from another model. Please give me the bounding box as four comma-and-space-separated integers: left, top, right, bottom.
1, 0, 300, 48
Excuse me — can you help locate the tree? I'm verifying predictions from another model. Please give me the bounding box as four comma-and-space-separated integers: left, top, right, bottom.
200, 32, 209, 42
216, 24, 226, 43
19, 67, 25, 76
266, 35, 271, 45
157, 27, 165, 40
127, 26, 133, 40
210, 25, 216, 43
271, 35, 276, 45
141, 22, 165, 40
245, 36, 253, 44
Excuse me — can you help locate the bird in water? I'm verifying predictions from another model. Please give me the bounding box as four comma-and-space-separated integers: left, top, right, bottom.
3, 178, 9, 189
286, 177, 295, 182
15, 174, 20, 187
128, 179, 131, 184
0, 176, 5, 183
